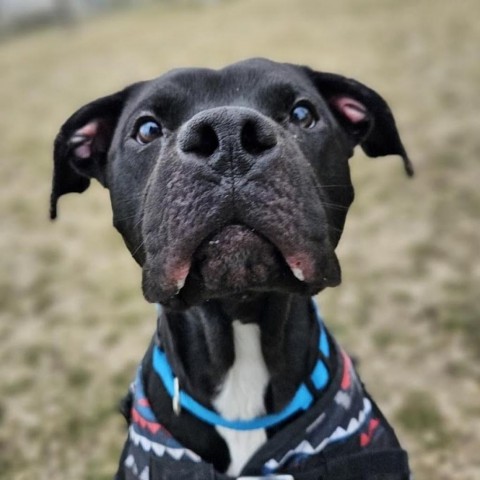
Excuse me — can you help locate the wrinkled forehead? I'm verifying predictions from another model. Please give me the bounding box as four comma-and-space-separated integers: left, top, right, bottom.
124, 59, 319, 124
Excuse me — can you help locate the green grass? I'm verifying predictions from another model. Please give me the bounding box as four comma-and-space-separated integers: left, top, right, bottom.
1, 0, 479, 478
395, 390, 451, 450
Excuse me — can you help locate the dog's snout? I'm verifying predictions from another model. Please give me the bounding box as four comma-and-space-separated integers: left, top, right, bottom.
179, 107, 278, 168
240, 119, 277, 155
181, 123, 219, 157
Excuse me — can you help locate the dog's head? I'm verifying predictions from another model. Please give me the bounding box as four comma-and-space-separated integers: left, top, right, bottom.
51, 58, 412, 309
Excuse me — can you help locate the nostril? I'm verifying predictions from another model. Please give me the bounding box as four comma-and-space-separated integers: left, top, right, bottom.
182, 124, 219, 157
241, 120, 277, 155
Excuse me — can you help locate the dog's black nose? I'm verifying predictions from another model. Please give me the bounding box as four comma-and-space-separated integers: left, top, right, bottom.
178, 107, 278, 172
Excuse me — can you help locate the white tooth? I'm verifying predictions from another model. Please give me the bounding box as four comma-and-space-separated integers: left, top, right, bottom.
346, 417, 359, 433
130, 427, 140, 446
152, 442, 166, 457
330, 425, 347, 441
124, 454, 135, 468
176, 278, 186, 291
297, 440, 314, 454
185, 450, 201, 462
166, 447, 185, 460
140, 436, 151, 451
139, 467, 150, 480
292, 267, 305, 281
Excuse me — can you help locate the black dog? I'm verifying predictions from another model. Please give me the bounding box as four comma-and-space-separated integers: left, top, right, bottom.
51, 58, 413, 480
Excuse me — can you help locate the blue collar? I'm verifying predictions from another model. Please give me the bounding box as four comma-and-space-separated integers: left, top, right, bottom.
152, 300, 330, 431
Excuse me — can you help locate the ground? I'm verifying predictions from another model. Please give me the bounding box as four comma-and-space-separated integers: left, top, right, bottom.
0, 0, 479, 478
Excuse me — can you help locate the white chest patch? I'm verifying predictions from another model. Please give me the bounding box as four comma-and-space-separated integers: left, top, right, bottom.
212, 321, 270, 476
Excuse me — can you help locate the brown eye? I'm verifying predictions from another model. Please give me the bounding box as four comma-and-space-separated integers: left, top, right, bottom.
290, 103, 317, 129
135, 119, 162, 144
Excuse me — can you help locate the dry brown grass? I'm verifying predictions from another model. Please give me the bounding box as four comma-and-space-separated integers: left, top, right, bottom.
1, 0, 479, 478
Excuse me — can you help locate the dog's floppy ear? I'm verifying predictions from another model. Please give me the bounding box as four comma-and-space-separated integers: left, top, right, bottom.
50, 85, 136, 220
306, 69, 414, 176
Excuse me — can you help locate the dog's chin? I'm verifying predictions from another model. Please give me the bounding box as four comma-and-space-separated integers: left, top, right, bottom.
190, 224, 297, 293
142, 224, 342, 310
153, 225, 307, 309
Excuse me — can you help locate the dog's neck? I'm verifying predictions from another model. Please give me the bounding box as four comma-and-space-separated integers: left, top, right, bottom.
157, 293, 321, 413
152, 293, 325, 475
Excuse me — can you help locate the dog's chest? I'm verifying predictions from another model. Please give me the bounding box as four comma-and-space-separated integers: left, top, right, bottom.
212, 321, 270, 476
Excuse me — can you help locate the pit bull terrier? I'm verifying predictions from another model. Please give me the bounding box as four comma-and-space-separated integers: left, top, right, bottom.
51, 58, 413, 480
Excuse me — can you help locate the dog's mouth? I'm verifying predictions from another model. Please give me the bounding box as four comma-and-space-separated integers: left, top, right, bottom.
142, 221, 340, 310
188, 224, 298, 293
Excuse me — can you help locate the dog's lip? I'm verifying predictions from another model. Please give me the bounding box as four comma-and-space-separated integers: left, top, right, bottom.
142, 221, 340, 306
173, 264, 190, 291
174, 223, 312, 295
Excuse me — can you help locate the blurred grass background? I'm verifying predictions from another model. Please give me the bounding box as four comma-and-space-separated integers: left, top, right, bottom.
1, 0, 479, 478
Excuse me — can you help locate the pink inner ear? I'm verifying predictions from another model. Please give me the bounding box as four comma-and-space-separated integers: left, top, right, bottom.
70, 120, 100, 159
76, 121, 99, 138
330, 96, 368, 124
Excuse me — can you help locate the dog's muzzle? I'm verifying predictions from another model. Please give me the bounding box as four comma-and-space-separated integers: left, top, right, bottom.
141, 106, 341, 307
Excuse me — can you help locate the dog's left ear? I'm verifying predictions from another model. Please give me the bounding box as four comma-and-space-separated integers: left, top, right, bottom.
306, 69, 414, 176
50, 84, 138, 220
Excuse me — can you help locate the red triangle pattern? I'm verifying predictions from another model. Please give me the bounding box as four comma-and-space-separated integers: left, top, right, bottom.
360, 418, 380, 447
132, 407, 163, 435
340, 351, 352, 390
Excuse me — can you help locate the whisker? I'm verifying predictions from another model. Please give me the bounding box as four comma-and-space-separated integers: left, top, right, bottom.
110, 192, 148, 206
131, 238, 146, 257
332, 225, 344, 233
327, 223, 344, 234
322, 202, 350, 211
112, 214, 139, 222
132, 216, 144, 229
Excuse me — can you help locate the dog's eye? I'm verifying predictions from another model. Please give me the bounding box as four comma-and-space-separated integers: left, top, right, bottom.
290, 103, 317, 129
135, 119, 162, 144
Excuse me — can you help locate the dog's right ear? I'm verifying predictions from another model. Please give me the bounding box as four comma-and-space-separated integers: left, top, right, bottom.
50, 85, 136, 220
